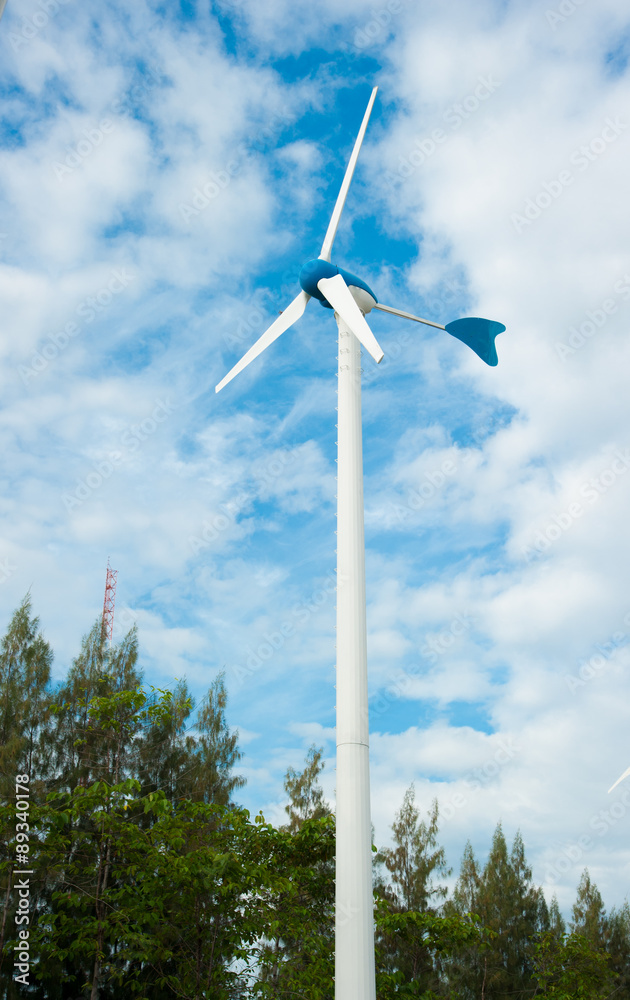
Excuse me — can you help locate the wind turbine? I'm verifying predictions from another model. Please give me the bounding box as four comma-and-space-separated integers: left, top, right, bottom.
216, 87, 505, 1000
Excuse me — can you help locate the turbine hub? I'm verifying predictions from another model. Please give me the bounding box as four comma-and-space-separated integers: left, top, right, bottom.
298, 258, 378, 312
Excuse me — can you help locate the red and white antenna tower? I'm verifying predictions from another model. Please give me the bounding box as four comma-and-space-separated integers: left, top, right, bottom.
102, 559, 118, 644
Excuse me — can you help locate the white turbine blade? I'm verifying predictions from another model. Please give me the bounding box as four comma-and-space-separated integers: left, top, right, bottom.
318, 274, 384, 363
609, 765, 630, 794
319, 87, 378, 263
215, 290, 310, 393
373, 302, 445, 330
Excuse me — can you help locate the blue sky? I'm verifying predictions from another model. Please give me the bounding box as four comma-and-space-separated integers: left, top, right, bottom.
2, 0, 630, 912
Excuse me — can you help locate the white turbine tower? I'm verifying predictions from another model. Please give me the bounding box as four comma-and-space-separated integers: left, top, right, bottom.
216, 87, 505, 1000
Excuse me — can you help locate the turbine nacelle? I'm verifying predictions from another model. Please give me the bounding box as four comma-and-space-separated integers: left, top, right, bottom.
299, 258, 378, 313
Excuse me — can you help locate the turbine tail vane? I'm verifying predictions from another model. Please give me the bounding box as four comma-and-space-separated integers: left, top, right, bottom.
373, 302, 446, 331
373, 302, 505, 367
444, 317, 505, 367
215, 290, 310, 393
319, 87, 378, 263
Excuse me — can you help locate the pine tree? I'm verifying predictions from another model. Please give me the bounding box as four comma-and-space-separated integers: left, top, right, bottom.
187, 671, 246, 805
451, 840, 481, 914
549, 894, 566, 938
49, 620, 143, 790
445, 824, 546, 998
607, 900, 630, 997
374, 785, 450, 992
136, 677, 196, 803
37, 622, 144, 999
0, 594, 53, 797
258, 745, 334, 996
282, 744, 332, 832
533, 929, 615, 998
376, 785, 449, 912
137, 672, 246, 807
502, 830, 548, 989
0, 596, 53, 987
441, 841, 483, 997
571, 869, 608, 948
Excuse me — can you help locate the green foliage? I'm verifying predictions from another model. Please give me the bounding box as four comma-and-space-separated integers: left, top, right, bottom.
571, 868, 608, 946
608, 901, 630, 996
374, 786, 452, 993
254, 746, 335, 998
0, 603, 249, 998
549, 894, 567, 939
24, 782, 338, 999
26, 780, 293, 997
533, 929, 615, 999
254, 812, 336, 999
375, 902, 489, 999
0, 595, 53, 992
444, 825, 548, 998
282, 744, 331, 833
0, 594, 53, 796
49, 620, 143, 790
0, 599, 629, 999
375, 785, 450, 912
136, 672, 246, 807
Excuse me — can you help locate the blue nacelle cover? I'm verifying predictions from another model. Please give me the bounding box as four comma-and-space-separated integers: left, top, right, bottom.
299, 258, 378, 308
